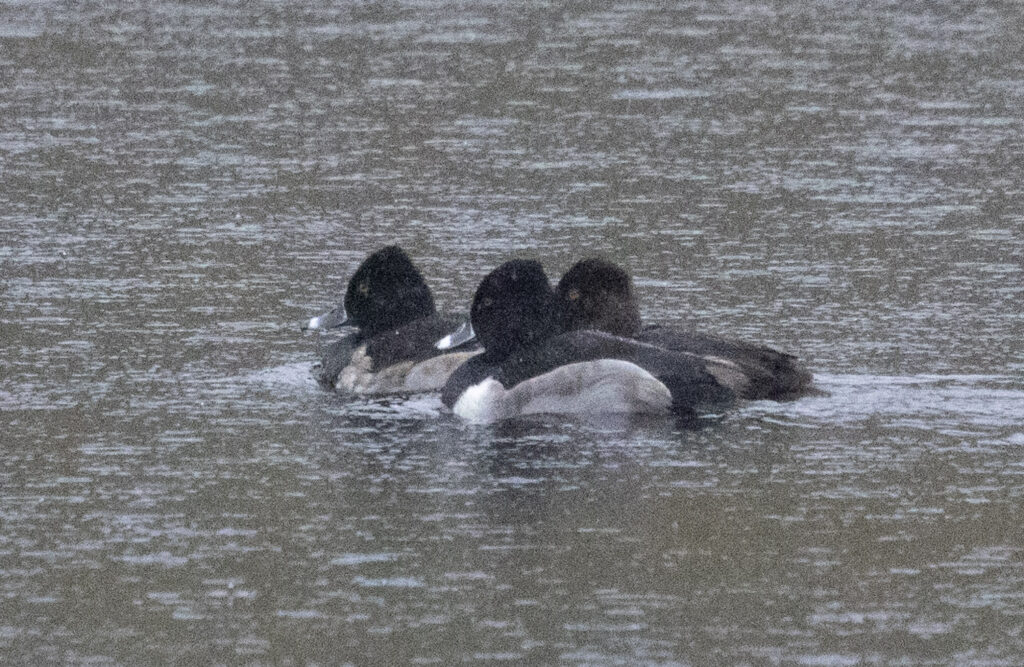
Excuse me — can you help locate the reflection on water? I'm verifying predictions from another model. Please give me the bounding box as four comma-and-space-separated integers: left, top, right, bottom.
2, 0, 1024, 663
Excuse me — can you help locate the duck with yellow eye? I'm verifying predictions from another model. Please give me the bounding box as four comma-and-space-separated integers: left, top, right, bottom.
558, 260, 642, 339
302, 245, 479, 394
438, 259, 738, 423
556, 258, 815, 400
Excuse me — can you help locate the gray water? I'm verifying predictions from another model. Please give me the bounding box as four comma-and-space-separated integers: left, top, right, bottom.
3, 1, 1024, 663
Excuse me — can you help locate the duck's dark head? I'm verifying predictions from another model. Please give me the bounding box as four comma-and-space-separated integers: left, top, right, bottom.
556, 257, 642, 337
471, 259, 562, 362
344, 245, 435, 337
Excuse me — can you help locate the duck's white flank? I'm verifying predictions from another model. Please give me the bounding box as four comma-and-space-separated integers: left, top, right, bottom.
336, 347, 480, 394
452, 359, 672, 424
336, 347, 410, 393
403, 350, 481, 392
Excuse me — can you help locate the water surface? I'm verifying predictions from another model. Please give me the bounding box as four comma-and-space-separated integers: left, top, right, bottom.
2, 1, 1023, 663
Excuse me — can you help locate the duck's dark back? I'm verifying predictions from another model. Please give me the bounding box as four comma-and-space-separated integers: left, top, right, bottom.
638, 325, 813, 400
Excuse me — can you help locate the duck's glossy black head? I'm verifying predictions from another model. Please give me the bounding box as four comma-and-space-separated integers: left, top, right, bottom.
556, 257, 642, 337
344, 245, 436, 337
471, 259, 562, 362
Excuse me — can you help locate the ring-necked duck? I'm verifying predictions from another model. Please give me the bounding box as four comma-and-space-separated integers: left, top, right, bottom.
556, 258, 814, 400
303, 245, 478, 393
439, 260, 741, 423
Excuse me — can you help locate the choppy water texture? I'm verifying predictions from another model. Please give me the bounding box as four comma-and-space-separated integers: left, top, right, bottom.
2, 1, 1024, 663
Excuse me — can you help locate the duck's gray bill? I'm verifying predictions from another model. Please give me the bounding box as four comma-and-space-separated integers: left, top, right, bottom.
435, 321, 475, 350
301, 304, 348, 332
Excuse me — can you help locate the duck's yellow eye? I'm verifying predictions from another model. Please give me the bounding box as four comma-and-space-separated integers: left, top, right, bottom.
358, 281, 369, 296
567, 288, 580, 301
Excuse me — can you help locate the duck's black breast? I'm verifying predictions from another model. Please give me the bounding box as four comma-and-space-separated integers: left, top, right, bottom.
442, 330, 735, 414
315, 335, 359, 389
441, 353, 502, 408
